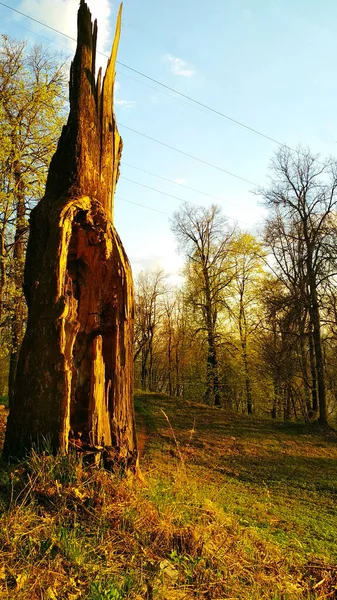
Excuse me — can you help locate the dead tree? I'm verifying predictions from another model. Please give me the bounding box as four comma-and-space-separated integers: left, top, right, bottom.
4, 0, 137, 466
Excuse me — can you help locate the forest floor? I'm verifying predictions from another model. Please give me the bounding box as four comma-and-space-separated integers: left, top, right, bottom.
1, 393, 337, 599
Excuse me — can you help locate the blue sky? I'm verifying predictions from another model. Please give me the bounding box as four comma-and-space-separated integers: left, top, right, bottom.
2, 0, 337, 280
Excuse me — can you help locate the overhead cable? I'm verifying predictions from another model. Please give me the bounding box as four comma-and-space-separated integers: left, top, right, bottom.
0, 0, 298, 153
119, 124, 258, 186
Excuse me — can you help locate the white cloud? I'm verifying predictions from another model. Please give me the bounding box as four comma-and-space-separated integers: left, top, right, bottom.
115, 99, 136, 109
130, 251, 184, 286
165, 54, 196, 78
17, 0, 114, 73
173, 178, 187, 185
114, 81, 135, 109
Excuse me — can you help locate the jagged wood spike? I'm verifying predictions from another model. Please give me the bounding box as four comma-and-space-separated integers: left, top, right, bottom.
101, 3, 123, 217
4, 1, 137, 467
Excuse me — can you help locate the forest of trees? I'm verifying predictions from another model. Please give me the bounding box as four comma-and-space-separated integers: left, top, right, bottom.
0, 35, 67, 400
2, 35, 337, 427
134, 151, 337, 426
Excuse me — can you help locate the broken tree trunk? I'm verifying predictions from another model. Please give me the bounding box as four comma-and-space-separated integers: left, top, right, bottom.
4, 0, 137, 467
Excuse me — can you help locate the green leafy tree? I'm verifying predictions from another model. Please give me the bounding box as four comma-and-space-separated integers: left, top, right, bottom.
0, 35, 67, 399
228, 232, 265, 414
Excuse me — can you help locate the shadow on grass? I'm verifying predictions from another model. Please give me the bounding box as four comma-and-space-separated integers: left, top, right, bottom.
135, 392, 337, 499
221, 453, 337, 494
134, 392, 337, 441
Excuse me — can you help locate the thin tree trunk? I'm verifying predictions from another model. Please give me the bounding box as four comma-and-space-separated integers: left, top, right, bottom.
0, 229, 6, 331
308, 325, 318, 415
290, 386, 298, 421
205, 327, 221, 406
303, 217, 327, 425
141, 346, 149, 391
149, 343, 154, 391
175, 339, 181, 397
298, 317, 311, 418
307, 268, 327, 425
4, 1, 137, 465
244, 366, 253, 415
8, 160, 26, 408
283, 386, 291, 421
271, 379, 278, 419
167, 322, 172, 396
203, 267, 221, 407
238, 296, 253, 415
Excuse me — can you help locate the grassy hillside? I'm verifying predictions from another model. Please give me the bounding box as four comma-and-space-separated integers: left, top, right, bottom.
1, 393, 337, 598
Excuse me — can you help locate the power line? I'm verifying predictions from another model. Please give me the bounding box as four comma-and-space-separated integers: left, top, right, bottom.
116, 74, 295, 153
120, 176, 192, 203
115, 195, 170, 216
0, 2, 262, 223
0, 2, 73, 43
119, 125, 258, 186
117, 68, 220, 118
3, 16, 73, 54
0, 2, 264, 187
4, 10, 216, 120
117, 182, 251, 225
119, 176, 252, 225
0, 0, 297, 153
0, 5, 261, 188
122, 162, 238, 204
3, 4, 250, 128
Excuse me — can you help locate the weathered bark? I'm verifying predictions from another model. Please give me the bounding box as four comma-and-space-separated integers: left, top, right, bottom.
4, 1, 137, 466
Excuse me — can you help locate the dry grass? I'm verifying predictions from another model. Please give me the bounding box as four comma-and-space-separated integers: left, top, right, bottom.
1, 395, 337, 598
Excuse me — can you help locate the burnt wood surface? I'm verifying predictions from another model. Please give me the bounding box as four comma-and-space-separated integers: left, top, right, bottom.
4, 0, 137, 465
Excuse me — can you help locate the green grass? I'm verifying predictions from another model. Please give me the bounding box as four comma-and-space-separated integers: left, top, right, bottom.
135, 393, 337, 595
1, 393, 337, 598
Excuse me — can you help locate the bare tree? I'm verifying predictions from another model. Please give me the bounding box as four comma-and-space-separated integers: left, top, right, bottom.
172, 203, 235, 407
259, 276, 306, 420
134, 268, 166, 390
261, 147, 337, 425
264, 216, 316, 417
